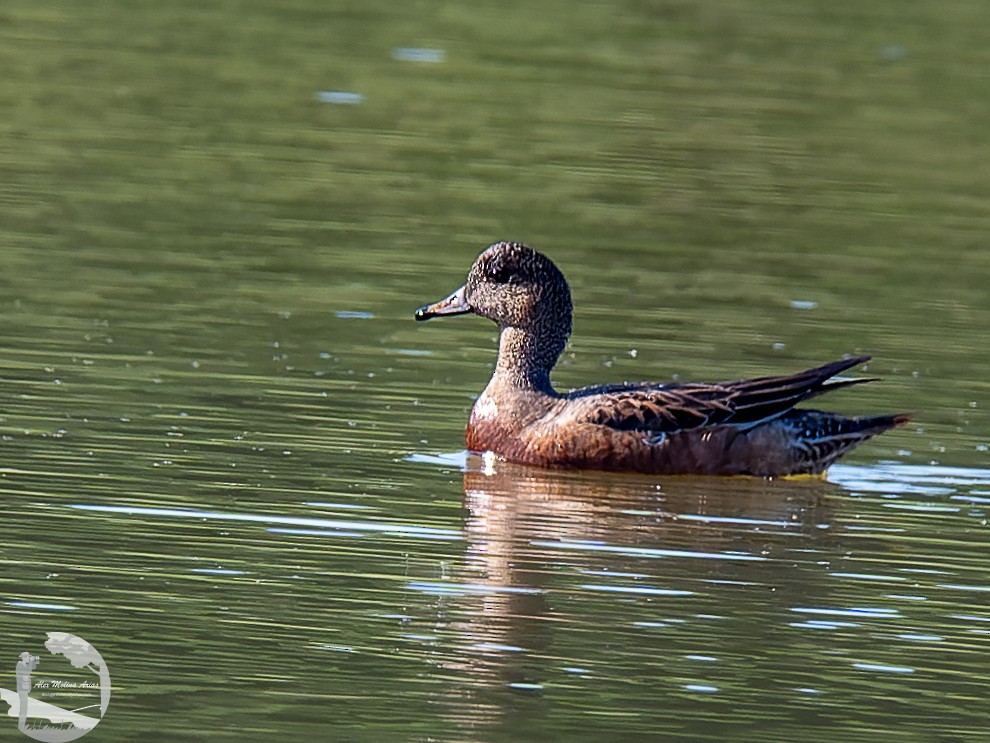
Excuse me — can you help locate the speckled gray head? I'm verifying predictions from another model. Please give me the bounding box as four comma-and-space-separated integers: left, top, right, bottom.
415, 242, 573, 336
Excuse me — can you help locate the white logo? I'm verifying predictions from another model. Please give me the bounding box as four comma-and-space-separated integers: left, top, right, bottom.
1, 633, 111, 741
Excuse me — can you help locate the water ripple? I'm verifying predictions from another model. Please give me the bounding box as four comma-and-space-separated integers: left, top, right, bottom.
531, 539, 766, 562
580, 584, 694, 597
68, 504, 461, 540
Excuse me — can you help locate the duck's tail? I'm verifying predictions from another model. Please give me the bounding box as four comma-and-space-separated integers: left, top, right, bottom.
780, 409, 912, 474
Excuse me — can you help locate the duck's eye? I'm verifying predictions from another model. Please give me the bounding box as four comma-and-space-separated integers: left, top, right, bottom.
487, 262, 515, 284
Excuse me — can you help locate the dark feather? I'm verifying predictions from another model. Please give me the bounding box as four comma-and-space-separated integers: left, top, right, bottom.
577, 355, 876, 434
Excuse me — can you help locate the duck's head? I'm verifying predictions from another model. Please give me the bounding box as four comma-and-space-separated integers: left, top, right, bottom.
415, 242, 572, 336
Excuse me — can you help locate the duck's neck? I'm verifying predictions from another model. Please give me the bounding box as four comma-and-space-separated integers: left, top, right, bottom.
492, 326, 565, 395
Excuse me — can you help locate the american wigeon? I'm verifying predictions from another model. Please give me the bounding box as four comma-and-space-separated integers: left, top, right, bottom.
415, 242, 910, 476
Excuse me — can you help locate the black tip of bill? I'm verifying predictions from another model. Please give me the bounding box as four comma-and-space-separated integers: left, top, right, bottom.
414, 286, 472, 322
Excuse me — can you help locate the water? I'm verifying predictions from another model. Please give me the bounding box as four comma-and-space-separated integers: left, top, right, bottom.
1, 0, 988, 740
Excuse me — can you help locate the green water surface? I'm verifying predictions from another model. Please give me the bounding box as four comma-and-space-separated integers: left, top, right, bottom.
1, 1, 988, 741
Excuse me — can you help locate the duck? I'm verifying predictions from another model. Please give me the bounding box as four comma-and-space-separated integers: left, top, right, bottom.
415, 241, 910, 477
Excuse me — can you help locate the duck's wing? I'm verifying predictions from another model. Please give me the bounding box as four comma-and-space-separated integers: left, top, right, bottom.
572, 355, 875, 434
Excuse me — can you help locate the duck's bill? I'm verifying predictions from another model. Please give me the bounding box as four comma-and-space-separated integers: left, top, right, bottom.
415, 285, 472, 321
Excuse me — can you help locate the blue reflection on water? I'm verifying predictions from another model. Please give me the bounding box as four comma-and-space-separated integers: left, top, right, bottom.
831, 463, 990, 494
315, 91, 365, 104
532, 539, 766, 562
580, 584, 694, 596
406, 581, 542, 596
8, 601, 76, 611
68, 504, 461, 540
852, 662, 915, 674
791, 607, 900, 618
392, 47, 446, 63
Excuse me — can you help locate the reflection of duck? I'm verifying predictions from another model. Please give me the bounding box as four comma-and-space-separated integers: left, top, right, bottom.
461, 455, 834, 580
416, 241, 909, 476
426, 458, 838, 729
